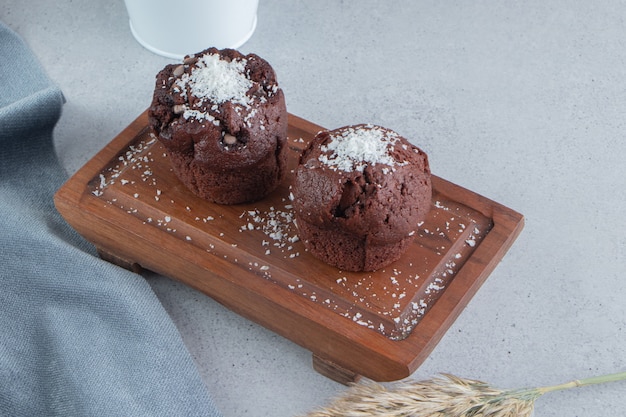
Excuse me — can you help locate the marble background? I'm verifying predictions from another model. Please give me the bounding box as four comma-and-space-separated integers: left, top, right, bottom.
2, 1, 625, 415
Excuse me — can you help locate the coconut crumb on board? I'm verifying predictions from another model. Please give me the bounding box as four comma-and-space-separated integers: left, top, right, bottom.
87, 130, 490, 341
238, 203, 300, 259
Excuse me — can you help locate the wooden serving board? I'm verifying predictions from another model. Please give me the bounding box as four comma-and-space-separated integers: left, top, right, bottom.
54, 111, 524, 383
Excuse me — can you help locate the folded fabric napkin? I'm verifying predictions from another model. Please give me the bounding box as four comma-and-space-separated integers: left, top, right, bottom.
0, 22, 223, 417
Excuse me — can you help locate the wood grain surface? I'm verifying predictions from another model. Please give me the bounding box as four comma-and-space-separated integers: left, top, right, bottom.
54, 111, 524, 382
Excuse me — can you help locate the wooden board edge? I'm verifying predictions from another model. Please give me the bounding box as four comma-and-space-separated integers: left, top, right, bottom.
52, 110, 526, 382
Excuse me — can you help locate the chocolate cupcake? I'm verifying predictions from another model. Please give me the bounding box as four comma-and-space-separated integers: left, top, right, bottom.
292, 124, 432, 272
149, 47, 288, 204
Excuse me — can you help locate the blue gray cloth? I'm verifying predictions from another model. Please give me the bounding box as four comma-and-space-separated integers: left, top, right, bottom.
0, 22, 223, 417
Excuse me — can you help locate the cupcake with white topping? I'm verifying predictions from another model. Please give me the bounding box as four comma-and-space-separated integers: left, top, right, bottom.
149, 47, 288, 204
292, 124, 432, 271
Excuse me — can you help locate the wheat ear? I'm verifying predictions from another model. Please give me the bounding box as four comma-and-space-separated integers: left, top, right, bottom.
303, 371, 626, 417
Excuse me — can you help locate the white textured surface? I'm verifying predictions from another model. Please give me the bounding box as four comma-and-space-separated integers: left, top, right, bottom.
2, 1, 625, 415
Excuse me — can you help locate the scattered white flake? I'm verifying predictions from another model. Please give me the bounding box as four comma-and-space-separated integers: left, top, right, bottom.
240, 206, 299, 258
164, 215, 171, 222
182, 108, 218, 124
318, 125, 407, 172
177, 53, 253, 108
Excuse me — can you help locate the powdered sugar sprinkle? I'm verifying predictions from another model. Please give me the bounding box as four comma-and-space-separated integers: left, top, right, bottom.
318, 125, 406, 172
177, 53, 252, 108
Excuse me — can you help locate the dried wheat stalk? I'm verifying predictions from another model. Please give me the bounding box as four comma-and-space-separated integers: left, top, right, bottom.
303, 371, 626, 417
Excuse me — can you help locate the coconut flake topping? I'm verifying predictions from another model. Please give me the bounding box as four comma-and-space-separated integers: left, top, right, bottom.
318, 125, 404, 172
177, 53, 252, 107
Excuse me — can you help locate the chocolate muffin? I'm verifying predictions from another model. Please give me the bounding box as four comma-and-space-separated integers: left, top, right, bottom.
149, 47, 288, 204
292, 124, 432, 272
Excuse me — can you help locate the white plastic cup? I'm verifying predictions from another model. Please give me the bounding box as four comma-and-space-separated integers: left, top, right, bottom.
124, 0, 259, 60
